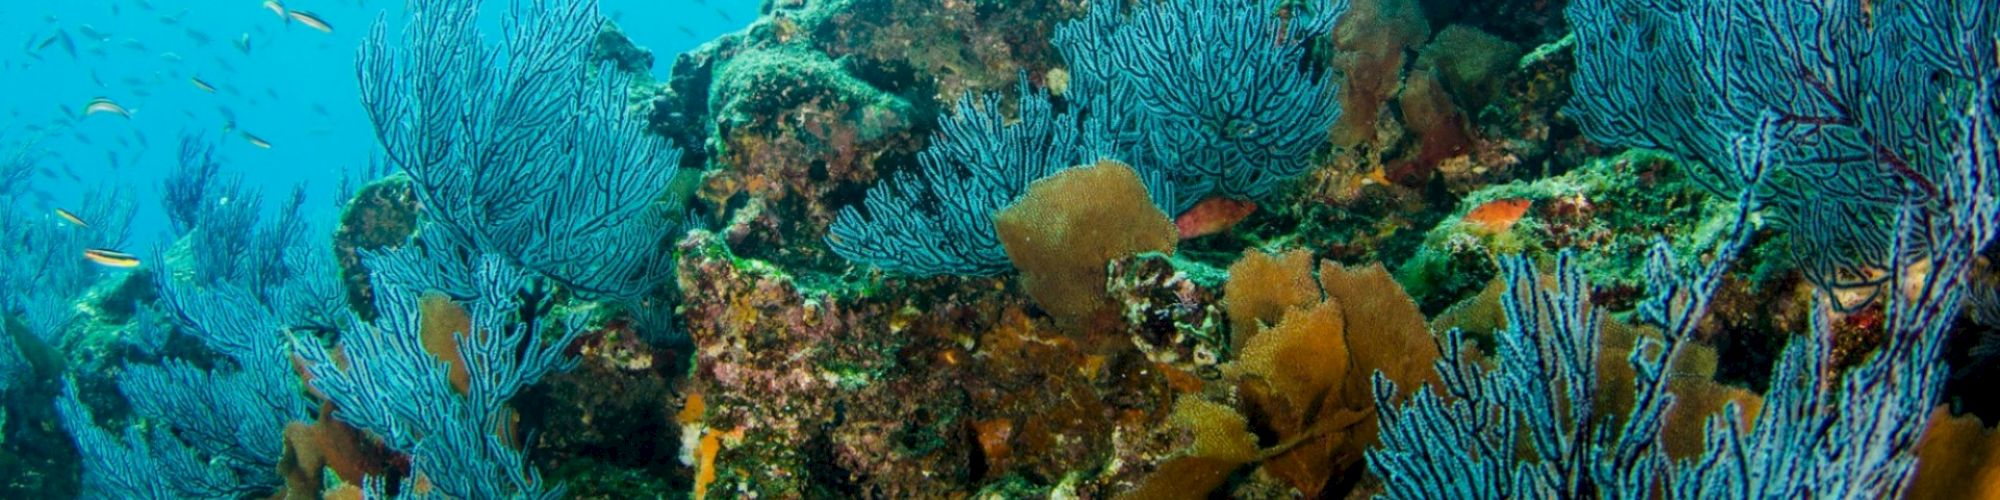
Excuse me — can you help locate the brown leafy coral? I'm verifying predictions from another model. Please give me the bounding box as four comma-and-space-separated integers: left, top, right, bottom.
996, 161, 1178, 329
1134, 249, 1439, 498
1912, 407, 2000, 499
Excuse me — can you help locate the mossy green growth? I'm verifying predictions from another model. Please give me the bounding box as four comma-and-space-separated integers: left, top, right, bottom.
549, 457, 686, 499
779, 0, 861, 31
1165, 252, 1231, 289
1396, 150, 1745, 313
706, 43, 911, 147
972, 474, 1052, 498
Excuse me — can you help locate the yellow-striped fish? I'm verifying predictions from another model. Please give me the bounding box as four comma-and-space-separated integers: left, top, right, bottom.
83, 97, 130, 118
83, 248, 141, 268
243, 131, 272, 149
288, 10, 333, 33
54, 208, 90, 228
191, 76, 216, 93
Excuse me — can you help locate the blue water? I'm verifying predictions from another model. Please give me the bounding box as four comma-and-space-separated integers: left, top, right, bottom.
0, 0, 755, 246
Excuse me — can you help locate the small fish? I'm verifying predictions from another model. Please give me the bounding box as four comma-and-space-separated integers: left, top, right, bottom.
35, 31, 61, 50
83, 248, 141, 268
1463, 198, 1533, 235
185, 28, 211, 46
677, 25, 696, 37
263, 0, 288, 20
160, 51, 182, 62
289, 10, 333, 33
713, 8, 735, 23
310, 102, 329, 116
56, 162, 82, 182
119, 38, 146, 51
1174, 197, 1257, 239
242, 131, 272, 149
56, 31, 76, 58
84, 97, 130, 118
234, 33, 252, 53
54, 208, 90, 228
77, 24, 109, 42
191, 76, 216, 93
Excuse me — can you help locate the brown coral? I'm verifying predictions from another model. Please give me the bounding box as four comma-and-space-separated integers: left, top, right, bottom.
277, 405, 398, 499
1134, 249, 1440, 498
1435, 273, 1763, 460
1222, 249, 1320, 351
995, 160, 1178, 330
417, 293, 473, 394
333, 175, 419, 319
1328, 0, 1431, 148
1912, 407, 2000, 499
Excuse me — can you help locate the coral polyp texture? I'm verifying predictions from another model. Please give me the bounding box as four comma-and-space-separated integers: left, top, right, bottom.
4, 0, 1999, 497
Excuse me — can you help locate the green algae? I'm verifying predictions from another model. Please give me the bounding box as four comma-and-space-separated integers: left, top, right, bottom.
706, 43, 911, 142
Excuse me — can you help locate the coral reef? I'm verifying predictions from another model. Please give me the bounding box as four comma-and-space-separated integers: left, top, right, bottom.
1395, 150, 1746, 313
6, 0, 1995, 497
645, 0, 1084, 269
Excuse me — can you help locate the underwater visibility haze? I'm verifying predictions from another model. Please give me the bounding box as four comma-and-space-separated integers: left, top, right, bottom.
1, 0, 1998, 498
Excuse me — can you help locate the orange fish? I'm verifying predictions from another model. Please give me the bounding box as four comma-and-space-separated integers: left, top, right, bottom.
1175, 197, 1257, 240
1463, 198, 1532, 235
